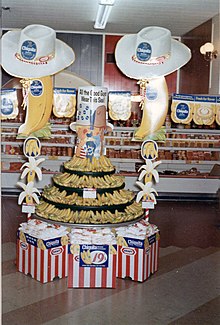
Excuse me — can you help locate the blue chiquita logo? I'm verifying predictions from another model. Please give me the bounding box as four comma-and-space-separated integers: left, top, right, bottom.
136, 42, 152, 61
146, 86, 158, 100
21, 40, 37, 60
176, 103, 190, 120
30, 80, 43, 97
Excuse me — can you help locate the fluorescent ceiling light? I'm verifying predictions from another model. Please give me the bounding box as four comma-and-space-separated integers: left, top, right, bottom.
94, 0, 115, 29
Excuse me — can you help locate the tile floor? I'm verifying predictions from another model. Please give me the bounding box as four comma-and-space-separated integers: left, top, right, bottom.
1, 196, 220, 325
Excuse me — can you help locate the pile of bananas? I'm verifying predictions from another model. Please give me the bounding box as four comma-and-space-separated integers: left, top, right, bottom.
36, 200, 143, 224
53, 173, 124, 189
64, 155, 115, 173
35, 154, 144, 225
42, 185, 135, 207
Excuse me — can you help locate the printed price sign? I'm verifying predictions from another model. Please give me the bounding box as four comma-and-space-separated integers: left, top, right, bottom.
22, 203, 35, 214
83, 188, 97, 199
142, 200, 155, 209
79, 244, 109, 268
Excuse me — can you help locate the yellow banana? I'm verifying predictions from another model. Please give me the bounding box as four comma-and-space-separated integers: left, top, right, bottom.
134, 77, 168, 140
18, 76, 53, 136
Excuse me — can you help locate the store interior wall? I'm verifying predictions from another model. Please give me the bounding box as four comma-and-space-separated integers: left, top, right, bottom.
180, 19, 212, 94
209, 13, 220, 95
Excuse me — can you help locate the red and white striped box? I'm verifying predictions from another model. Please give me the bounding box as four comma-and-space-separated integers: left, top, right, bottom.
68, 244, 117, 288
16, 230, 69, 283
116, 231, 160, 282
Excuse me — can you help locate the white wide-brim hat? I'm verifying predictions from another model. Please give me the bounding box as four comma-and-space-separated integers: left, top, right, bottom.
1, 24, 75, 78
115, 26, 191, 79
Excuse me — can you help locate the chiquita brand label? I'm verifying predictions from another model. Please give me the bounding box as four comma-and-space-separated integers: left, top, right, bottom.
30, 79, 43, 96
79, 244, 109, 268
171, 93, 195, 124
146, 85, 158, 100
136, 42, 152, 61
1, 89, 19, 120
21, 40, 37, 60
176, 102, 190, 120
17, 230, 67, 250
125, 237, 145, 249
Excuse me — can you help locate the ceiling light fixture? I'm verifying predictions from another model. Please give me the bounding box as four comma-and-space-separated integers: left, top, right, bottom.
200, 42, 218, 61
94, 0, 115, 30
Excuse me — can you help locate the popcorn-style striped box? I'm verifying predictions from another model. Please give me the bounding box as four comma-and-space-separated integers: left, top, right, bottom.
116, 231, 160, 282
16, 230, 69, 283
68, 243, 117, 288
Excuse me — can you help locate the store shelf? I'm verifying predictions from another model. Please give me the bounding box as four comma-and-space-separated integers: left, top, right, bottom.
1, 122, 220, 194
1, 154, 71, 161
166, 128, 220, 134
158, 146, 219, 151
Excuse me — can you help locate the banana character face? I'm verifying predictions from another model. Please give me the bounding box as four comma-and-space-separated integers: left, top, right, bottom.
24, 137, 41, 157
141, 140, 158, 161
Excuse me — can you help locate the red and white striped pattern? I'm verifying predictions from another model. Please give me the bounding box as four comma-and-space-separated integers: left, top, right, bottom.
16, 240, 68, 283
116, 237, 160, 282
68, 253, 117, 288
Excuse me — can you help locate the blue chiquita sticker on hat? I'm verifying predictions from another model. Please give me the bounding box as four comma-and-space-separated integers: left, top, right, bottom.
30, 80, 43, 97
136, 42, 152, 62
21, 40, 37, 61
176, 103, 190, 120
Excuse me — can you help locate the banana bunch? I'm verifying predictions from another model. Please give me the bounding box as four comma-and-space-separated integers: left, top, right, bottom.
36, 198, 144, 225
125, 201, 144, 218
64, 155, 114, 173
81, 250, 92, 264
42, 189, 78, 205
36, 201, 76, 222
42, 185, 134, 208
53, 173, 124, 189
18, 76, 53, 136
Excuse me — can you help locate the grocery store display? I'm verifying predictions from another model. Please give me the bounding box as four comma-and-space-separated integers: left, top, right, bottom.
115, 26, 191, 79
1, 24, 75, 78
36, 155, 144, 224
134, 77, 169, 140
18, 76, 53, 137
34, 85, 144, 225
115, 26, 191, 141
171, 93, 219, 126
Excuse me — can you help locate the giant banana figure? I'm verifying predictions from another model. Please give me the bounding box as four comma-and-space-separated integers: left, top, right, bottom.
134, 77, 168, 140
18, 76, 53, 136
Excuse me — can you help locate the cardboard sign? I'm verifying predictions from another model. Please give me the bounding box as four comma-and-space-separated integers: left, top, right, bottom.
83, 188, 97, 199
79, 244, 109, 268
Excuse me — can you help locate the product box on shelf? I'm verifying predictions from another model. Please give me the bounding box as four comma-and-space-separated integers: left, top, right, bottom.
68, 228, 117, 288
116, 221, 160, 282
16, 222, 69, 283
68, 244, 117, 288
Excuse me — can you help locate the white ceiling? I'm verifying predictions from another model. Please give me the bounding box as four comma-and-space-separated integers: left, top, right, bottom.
1, 0, 219, 36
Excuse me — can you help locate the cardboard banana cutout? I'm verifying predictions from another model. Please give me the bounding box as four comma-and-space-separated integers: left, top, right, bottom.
18, 76, 53, 136
134, 77, 168, 140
